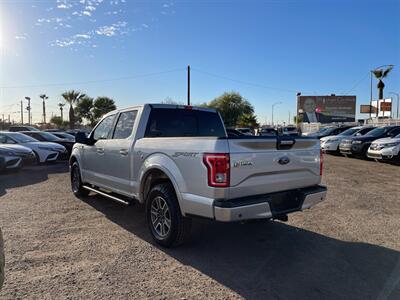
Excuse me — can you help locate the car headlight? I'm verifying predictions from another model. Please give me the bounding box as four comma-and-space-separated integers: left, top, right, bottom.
352, 140, 362, 144
384, 142, 400, 148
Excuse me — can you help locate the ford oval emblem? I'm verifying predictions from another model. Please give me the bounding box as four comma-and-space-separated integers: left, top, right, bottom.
278, 156, 290, 165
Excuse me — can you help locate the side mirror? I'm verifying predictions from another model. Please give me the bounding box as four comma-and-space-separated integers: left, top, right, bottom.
75, 132, 90, 144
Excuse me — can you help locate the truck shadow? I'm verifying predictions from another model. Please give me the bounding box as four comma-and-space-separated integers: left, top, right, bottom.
81, 195, 400, 300
0, 163, 69, 197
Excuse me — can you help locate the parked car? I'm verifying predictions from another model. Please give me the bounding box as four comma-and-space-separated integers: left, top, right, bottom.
0, 144, 36, 170
339, 126, 400, 158
306, 126, 353, 139
320, 126, 375, 154
20, 131, 74, 155
367, 132, 400, 162
0, 131, 67, 163
235, 127, 253, 136
8, 125, 39, 132
258, 127, 278, 136
69, 104, 326, 247
49, 132, 75, 142
281, 126, 299, 136
226, 128, 244, 137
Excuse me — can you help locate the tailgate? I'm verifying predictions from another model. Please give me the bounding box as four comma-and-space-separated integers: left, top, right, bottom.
227, 137, 321, 199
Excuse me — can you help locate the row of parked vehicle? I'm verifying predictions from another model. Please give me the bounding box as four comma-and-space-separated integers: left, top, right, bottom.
0, 126, 78, 172
312, 125, 400, 163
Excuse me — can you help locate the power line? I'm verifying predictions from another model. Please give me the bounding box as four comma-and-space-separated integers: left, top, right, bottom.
0, 68, 186, 89
341, 72, 370, 95
191, 67, 300, 93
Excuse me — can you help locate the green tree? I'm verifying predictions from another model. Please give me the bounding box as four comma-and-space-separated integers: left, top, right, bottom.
61, 90, 86, 129
205, 92, 255, 127
93, 97, 117, 122
237, 113, 259, 128
50, 116, 63, 128
75, 96, 95, 125
372, 65, 393, 100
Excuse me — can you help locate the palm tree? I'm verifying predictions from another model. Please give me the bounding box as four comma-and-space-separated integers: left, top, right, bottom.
61, 90, 86, 129
372, 65, 393, 100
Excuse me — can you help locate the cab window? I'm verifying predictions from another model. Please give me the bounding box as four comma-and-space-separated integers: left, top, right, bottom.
113, 110, 138, 139
93, 115, 115, 140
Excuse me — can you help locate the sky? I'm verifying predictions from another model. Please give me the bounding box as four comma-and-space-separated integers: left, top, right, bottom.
0, 0, 399, 124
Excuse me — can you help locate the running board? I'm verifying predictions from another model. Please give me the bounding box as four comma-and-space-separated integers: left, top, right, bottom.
83, 185, 130, 206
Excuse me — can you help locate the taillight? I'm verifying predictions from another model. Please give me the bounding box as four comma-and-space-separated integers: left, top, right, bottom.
320, 149, 323, 176
203, 153, 230, 187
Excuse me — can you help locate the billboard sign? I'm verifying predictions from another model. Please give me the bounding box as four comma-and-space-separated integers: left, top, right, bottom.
372, 99, 392, 117
380, 102, 392, 112
297, 95, 356, 123
360, 105, 377, 114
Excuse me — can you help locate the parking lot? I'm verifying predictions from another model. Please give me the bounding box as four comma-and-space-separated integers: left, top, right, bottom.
0, 155, 399, 299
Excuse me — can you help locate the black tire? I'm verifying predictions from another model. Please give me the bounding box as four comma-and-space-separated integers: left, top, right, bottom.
70, 162, 89, 197
146, 182, 191, 247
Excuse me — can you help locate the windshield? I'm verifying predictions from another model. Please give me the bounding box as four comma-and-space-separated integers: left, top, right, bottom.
7, 132, 38, 143
365, 127, 388, 137
284, 127, 296, 132
338, 127, 360, 136
38, 132, 63, 141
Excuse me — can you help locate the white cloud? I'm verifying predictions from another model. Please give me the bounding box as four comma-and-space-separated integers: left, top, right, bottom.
15, 35, 27, 40
85, 5, 96, 11
142, 23, 149, 28
82, 11, 92, 16
74, 34, 91, 39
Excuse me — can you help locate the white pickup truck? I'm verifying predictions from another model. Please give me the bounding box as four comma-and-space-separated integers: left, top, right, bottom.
70, 104, 326, 247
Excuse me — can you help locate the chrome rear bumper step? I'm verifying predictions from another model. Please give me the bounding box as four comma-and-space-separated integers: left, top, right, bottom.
83, 185, 130, 206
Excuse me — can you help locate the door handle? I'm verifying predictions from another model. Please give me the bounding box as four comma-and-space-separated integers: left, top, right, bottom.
97, 148, 104, 154
119, 149, 128, 156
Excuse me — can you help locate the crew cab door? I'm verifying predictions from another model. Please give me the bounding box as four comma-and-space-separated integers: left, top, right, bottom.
82, 114, 116, 186
101, 109, 139, 194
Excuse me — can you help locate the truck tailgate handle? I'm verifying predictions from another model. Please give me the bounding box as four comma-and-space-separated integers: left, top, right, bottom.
277, 138, 296, 150
119, 149, 128, 156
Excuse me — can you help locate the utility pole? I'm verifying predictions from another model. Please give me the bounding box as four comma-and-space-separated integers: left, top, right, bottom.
389, 92, 400, 119
20, 101, 24, 124
59, 103, 65, 122
40, 94, 49, 123
25, 97, 31, 125
272, 101, 282, 126
288, 111, 291, 124
8, 114, 10, 123
187, 65, 191, 106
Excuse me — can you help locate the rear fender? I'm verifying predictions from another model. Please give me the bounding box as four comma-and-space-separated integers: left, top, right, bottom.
138, 153, 186, 213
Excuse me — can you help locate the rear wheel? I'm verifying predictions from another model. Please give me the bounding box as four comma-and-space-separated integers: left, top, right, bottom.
70, 162, 89, 197
146, 182, 191, 247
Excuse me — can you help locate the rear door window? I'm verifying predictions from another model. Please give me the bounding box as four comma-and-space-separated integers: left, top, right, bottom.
145, 108, 225, 137
113, 110, 138, 139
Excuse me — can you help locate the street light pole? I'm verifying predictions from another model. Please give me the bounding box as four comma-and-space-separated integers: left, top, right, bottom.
25, 97, 31, 125
272, 101, 282, 126
389, 92, 400, 119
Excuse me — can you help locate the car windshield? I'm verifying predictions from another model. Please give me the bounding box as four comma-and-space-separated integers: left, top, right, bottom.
7, 132, 38, 143
38, 132, 63, 141
364, 127, 388, 137
284, 127, 296, 132
338, 127, 360, 136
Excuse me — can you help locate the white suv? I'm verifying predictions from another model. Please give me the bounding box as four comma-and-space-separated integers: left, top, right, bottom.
367, 133, 400, 161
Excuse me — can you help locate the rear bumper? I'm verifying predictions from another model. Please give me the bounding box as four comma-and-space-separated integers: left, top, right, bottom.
213, 185, 327, 222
